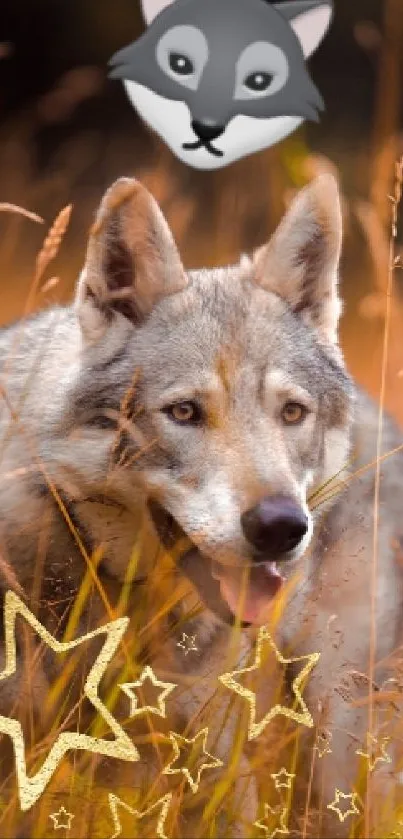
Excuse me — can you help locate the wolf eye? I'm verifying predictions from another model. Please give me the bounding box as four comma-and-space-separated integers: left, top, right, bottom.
281, 402, 307, 425
244, 71, 274, 92
164, 401, 203, 425
168, 52, 194, 76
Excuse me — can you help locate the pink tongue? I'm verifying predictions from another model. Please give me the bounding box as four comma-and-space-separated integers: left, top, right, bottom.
218, 563, 283, 625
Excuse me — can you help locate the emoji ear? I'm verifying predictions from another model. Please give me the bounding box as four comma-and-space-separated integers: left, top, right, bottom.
273, 1, 333, 58
140, 0, 176, 25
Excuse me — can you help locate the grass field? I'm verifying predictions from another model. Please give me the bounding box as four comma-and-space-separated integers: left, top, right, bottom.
0, 20, 402, 836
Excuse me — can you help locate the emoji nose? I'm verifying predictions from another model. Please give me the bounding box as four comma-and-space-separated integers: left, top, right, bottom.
241, 496, 308, 557
191, 120, 225, 142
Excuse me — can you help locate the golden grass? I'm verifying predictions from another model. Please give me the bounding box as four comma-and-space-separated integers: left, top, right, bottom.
365, 157, 403, 838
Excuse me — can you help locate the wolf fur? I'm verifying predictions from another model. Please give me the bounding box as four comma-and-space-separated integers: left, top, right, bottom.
0, 175, 402, 837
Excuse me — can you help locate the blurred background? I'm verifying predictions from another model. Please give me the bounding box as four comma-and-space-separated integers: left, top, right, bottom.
0, 0, 402, 421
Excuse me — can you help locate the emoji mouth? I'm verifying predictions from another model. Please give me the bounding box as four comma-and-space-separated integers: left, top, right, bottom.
182, 138, 224, 157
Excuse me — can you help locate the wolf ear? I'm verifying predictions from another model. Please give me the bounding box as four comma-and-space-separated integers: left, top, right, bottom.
140, 0, 175, 25
76, 178, 187, 342
253, 175, 343, 347
273, 1, 333, 58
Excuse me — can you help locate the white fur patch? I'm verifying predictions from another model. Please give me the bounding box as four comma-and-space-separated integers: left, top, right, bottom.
123, 81, 303, 170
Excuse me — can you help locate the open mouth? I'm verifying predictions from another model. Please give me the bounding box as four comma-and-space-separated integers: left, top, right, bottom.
182, 138, 224, 157
148, 500, 286, 627
211, 559, 284, 625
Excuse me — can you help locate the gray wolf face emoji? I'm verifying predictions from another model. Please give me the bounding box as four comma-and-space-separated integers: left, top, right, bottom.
109, 0, 333, 170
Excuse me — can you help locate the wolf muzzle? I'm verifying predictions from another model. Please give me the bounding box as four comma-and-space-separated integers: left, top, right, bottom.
241, 495, 308, 557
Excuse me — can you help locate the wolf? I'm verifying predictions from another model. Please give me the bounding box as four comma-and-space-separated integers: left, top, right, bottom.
0, 174, 402, 837
109, 0, 333, 170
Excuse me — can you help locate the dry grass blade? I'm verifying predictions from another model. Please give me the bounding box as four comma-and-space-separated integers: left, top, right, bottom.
35, 204, 72, 281
0, 550, 25, 598
19, 203, 73, 320
0, 203, 44, 224
366, 155, 403, 837
40, 276, 60, 293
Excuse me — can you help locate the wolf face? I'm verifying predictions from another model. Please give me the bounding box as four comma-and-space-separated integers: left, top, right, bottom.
70, 174, 352, 625
109, 0, 333, 169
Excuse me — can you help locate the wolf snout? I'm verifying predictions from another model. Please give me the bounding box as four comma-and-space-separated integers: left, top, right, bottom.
241, 495, 308, 558
191, 120, 225, 142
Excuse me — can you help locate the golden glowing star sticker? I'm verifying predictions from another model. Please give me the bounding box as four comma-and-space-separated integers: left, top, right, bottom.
177, 633, 198, 655
315, 730, 332, 758
163, 728, 223, 793
254, 804, 289, 838
119, 665, 177, 719
108, 792, 172, 839
219, 626, 320, 739
0, 590, 139, 811
356, 733, 391, 772
327, 789, 360, 823
271, 767, 295, 792
49, 806, 75, 831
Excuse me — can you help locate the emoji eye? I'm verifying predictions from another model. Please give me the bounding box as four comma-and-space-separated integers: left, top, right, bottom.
244, 71, 274, 92
168, 52, 195, 76
234, 42, 289, 101
157, 26, 208, 90
281, 402, 307, 426
164, 401, 203, 425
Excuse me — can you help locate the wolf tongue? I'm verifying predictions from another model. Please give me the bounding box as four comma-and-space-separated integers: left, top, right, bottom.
218, 563, 283, 626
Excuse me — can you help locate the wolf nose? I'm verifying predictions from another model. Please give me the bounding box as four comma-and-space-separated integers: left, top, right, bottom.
241, 496, 308, 556
191, 120, 225, 142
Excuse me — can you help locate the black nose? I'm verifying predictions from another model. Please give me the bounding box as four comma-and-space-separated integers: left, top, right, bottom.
191, 120, 225, 142
241, 495, 308, 557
